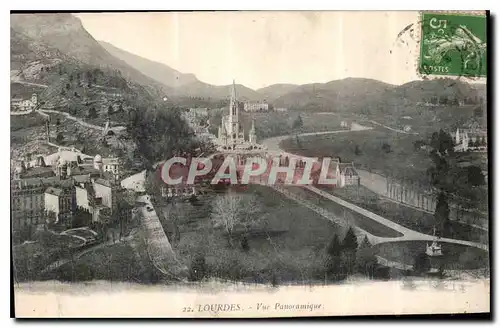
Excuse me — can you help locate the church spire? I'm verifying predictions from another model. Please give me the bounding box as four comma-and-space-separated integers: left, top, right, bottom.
229, 79, 237, 118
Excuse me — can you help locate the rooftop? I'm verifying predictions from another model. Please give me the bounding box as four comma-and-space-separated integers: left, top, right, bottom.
94, 178, 112, 188
20, 166, 55, 178
45, 187, 64, 196
12, 176, 74, 189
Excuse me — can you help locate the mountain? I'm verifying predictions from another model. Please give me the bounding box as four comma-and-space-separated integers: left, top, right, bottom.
172, 80, 263, 101
10, 13, 170, 96
256, 84, 299, 101
10, 13, 165, 121
385, 79, 481, 104
99, 41, 198, 88
273, 78, 395, 111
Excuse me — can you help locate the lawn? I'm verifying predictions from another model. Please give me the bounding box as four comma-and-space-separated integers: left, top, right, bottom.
373, 241, 489, 271
168, 185, 343, 284
325, 186, 488, 244
284, 186, 403, 238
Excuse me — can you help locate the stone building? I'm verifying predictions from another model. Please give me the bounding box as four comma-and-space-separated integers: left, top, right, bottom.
44, 186, 76, 226
243, 102, 269, 112
336, 162, 360, 187
11, 93, 38, 111
217, 80, 265, 152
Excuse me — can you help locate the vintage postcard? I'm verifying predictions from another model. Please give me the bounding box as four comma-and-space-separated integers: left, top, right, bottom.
11, 11, 490, 318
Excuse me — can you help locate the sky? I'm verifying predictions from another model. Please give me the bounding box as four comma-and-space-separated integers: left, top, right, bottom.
76, 11, 422, 89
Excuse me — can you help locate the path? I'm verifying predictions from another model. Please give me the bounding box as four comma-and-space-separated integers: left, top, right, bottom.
11, 79, 49, 88
262, 128, 372, 153
38, 109, 126, 133
368, 119, 420, 135
135, 194, 185, 279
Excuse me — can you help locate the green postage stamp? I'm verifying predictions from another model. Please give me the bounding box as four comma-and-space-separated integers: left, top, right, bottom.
419, 12, 487, 78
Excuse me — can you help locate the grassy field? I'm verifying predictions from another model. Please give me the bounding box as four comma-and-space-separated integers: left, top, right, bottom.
284, 186, 404, 238
326, 186, 488, 244
281, 127, 431, 184
374, 241, 489, 271
167, 185, 342, 284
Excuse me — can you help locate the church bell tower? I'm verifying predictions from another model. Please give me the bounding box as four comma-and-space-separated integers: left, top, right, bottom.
228, 80, 239, 142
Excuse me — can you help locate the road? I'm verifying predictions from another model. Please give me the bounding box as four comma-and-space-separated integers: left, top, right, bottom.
11, 79, 49, 88
135, 195, 186, 279
368, 119, 420, 135
38, 109, 126, 133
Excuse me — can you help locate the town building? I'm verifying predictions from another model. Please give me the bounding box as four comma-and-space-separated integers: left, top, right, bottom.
44, 186, 76, 226
11, 149, 120, 242
335, 161, 360, 187
11, 176, 74, 242
274, 107, 288, 112
243, 102, 269, 112
453, 128, 488, 152
216, 80, 266, 152
93, 178, 117, 213
11, 93, 38, 111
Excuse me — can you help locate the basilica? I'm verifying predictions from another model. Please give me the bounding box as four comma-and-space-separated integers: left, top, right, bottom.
216, 81, 265, 152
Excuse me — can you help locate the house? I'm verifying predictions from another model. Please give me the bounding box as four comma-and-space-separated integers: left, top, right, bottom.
44, 186, 76, 226
243, 102, 269, 112
335, 162, 360, 187
11, 93, 38, 111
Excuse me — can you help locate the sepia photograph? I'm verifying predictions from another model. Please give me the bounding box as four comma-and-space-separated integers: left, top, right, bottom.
10, 10, 490, 318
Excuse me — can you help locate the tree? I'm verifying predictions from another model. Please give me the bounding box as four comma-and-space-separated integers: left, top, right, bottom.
413, 140, 426, 151
127, 106, 198, 169
189, 254, 207, 281
341, 227, 358, 251
468, 138, 474, 148
241, 236, 250, 252
118, 104, 124, 112
356, 236, 377, 278
108, 105, 114, 116
430, 129, 454, 156
326, 234, 341, 256
56, 132, 64, 143
88, 107, 97, 119
324, 255, 342, 280
467, 165, 485, 187
65, 83, 70, 90
292, 115, 303, 129
340, 249, 356, 276
211, 193, 260, 247
480, 136, 487, 146
354, 144, 361, 155
435, 192, 450, 235
413, 252, 431, 274
381, 142, 392, 153
473, 106, 483, 118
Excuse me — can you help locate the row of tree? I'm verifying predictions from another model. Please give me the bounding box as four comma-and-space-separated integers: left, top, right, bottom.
324, 228, 378, 280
